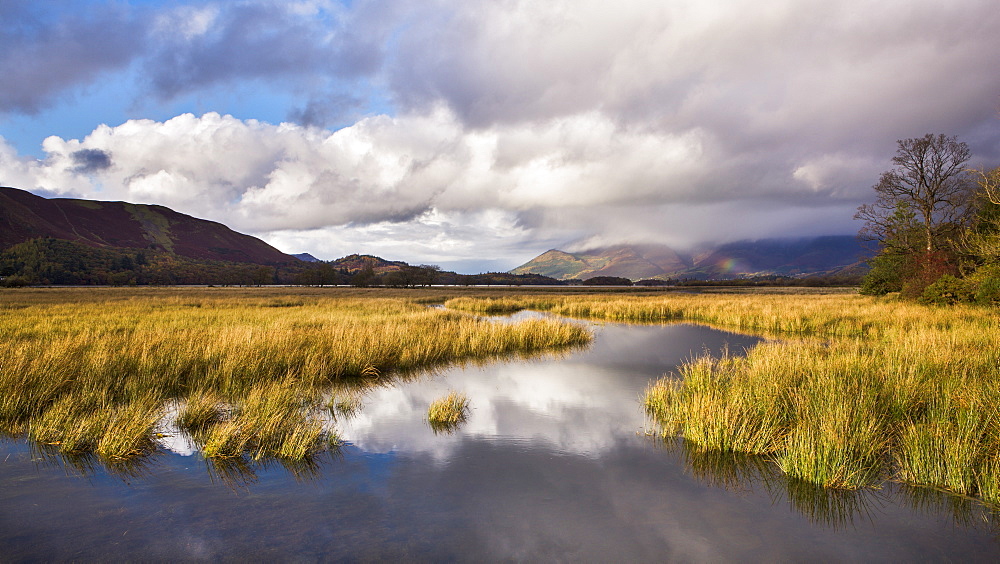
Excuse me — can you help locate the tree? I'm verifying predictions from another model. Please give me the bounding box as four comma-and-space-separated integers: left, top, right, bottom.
961, 167, 1000, 267
351, 263, 376, 287
582, 276, 633, 286
855, 134, 973, 254
970, 166, 1000, 206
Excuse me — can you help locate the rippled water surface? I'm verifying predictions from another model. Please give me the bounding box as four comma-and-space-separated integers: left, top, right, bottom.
2, 314, 999, 561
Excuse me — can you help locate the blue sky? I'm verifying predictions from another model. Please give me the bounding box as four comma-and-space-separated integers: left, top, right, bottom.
2, 0, 1000, 273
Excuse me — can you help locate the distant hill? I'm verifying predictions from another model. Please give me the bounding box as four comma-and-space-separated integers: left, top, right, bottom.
0, 186, 295, 264
328, 254, 410, 273
511, 236, 868, 281
293, 253, 320, 262
511, 245, 690, 280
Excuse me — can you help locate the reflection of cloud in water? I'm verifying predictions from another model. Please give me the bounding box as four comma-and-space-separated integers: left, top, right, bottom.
151, 321, 760, 463
341, 361, 644, 460
340, 322, 761, 461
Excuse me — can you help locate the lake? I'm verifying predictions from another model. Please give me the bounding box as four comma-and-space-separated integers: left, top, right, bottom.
1, 312, 999, 561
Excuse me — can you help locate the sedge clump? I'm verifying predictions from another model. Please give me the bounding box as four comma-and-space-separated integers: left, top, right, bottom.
427, 391, 470, 434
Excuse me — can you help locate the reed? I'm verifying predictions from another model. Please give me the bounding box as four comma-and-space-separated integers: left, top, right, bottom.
427, 390, 470, 433
451, 292, 1000, 504
0, 288, 590, 462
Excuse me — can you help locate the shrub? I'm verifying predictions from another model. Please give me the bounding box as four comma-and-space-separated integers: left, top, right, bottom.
919, 275, 974, 305
968, 265, 1000, 306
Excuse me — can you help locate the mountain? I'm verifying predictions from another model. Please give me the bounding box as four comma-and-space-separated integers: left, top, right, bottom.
293, 253, 321, 262
0, 186, 295, 264
511, 244, 691, 280
511, 236, 868, 281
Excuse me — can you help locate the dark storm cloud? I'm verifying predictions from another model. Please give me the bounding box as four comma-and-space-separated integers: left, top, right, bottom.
384, 0, 1000, 184
143, 2, 384, 101
0, 1, 147, 114
287, 93, 365, 128
70, 148, 112, 173
0, 1, 391, 120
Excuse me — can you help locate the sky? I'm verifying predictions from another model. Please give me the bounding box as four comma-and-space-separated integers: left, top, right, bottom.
2, 0, 1000, 273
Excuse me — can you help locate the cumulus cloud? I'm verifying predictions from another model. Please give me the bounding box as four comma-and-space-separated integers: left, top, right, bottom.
1, 108, 861, 251
2, 0, 1000, 269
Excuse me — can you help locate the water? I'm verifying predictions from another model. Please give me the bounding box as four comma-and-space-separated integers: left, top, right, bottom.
2, 315, 999, 561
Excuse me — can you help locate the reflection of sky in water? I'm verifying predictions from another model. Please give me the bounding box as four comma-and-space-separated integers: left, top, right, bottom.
3, 317, 1000, 560
339, 319, 760, 461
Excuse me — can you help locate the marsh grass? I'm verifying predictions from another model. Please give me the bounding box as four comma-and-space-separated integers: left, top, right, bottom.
427, 391, 470, 434
0, 288, 590, 463
456, 292, 1000, 506
328, 392, 364, 420
660, 436, 885, 529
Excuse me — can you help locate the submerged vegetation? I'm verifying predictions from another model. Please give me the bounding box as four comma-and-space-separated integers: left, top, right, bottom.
0, 287, 590, 463
446, 292, 1000, 506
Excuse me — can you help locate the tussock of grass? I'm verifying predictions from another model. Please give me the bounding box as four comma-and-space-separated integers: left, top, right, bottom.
0, 288, 589, 463
428, 391, 469, 433
28, 392, 162, 459
176, 392, 226, 433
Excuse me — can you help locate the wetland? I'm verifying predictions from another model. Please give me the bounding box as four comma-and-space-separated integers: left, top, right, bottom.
1, 287, 999, 560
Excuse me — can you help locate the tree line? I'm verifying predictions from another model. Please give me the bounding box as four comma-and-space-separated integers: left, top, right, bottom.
0, 238, 569, 287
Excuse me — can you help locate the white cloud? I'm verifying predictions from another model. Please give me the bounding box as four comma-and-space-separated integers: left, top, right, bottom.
3, 0, 1000, 269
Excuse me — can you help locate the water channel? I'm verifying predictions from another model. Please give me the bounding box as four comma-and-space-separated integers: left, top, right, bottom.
1, 312, 999, 560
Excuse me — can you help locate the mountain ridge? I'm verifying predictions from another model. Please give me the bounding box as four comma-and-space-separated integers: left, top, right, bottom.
512, 237, 868, 281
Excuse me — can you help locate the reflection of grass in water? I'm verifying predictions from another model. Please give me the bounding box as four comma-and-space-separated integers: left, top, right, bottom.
427, 391, 470, 435
900, 483, 1000, 535
0, 288, 589, 463
30, 441, 159, 483
658, 437, 888, 531
459, 291, 1000, 504
329, 393, 364, 421
669, 438, 777, 492
203, 447, 338, 491
781, 477, 885, 530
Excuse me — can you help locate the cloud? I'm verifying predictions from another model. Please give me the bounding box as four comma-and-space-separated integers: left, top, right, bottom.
70, 148, 112, 173
388, 1, 1000, 138
2, 0, 1000, 269
0, 1, 146, 114
143, 1, 386, 104
0, 95, 988, 269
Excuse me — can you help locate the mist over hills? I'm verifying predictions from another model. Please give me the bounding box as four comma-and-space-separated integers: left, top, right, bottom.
511, 237, 868, 281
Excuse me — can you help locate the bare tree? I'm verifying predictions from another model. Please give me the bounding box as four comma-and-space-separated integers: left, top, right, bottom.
961, 166, 1000, 265
855, 134, 973, 253
969, 166, 1000, 205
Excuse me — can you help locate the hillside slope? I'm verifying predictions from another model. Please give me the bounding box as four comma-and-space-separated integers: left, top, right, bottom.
0, 186, 295, 264
512, 237, 867, 280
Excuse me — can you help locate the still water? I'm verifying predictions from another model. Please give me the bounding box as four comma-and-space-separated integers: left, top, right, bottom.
2, 313, 999, 561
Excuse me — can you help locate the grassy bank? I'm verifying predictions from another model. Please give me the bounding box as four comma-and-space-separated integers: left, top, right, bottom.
0, 287, 590, 462
446, 293, 1000, 505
